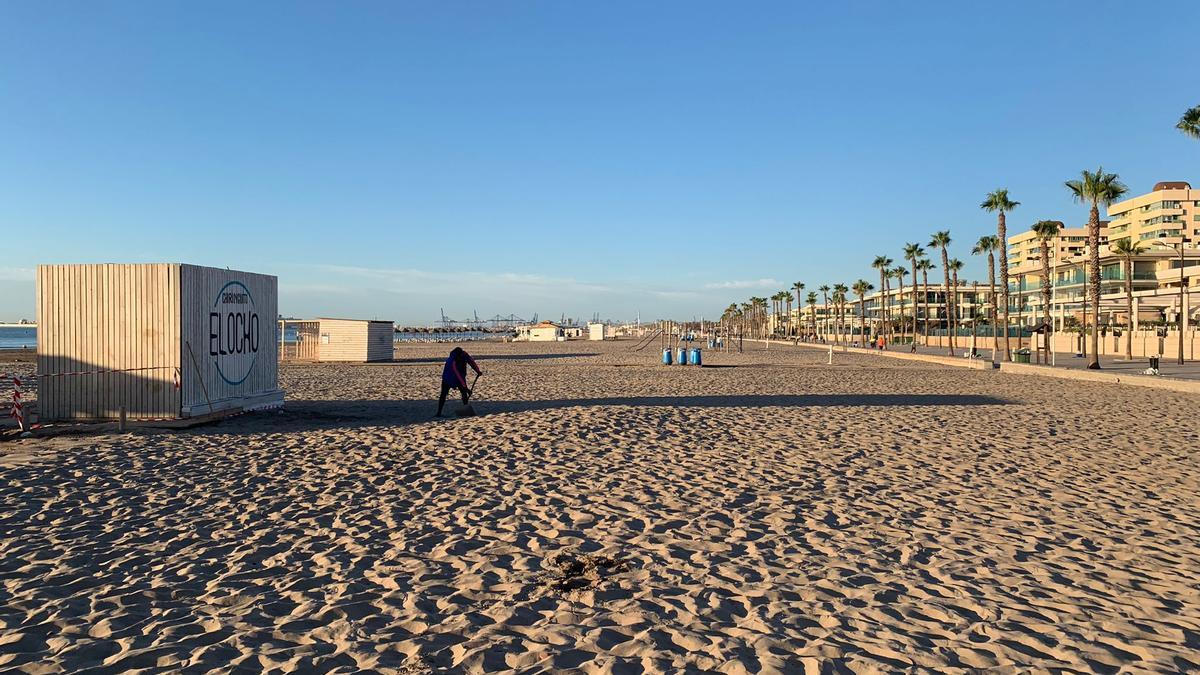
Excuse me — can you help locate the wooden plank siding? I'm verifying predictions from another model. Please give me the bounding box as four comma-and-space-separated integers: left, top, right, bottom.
314, 319, 394, 362
317, 319, 367, 362
36, 264, 181, 421
278, 320, 321, 361
179, 265, 281, 417
365, 321, 393, 362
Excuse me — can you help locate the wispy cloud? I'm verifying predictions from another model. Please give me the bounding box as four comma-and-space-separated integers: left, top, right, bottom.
647, 289, 702, 299
270, 264, 723, 322
0, 267, 35, 282
703, 278, 782, 290
308, 264, 616, 297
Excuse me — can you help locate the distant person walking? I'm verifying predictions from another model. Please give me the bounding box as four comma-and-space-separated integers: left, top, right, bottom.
435, 347, 482, 417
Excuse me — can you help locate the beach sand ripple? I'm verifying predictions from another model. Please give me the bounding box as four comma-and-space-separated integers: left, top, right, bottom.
2, 340, 1199, 673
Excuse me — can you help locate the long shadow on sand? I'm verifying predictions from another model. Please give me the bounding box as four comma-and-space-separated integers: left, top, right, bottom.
389, 353, 600, 364
207, 393, 1012, 434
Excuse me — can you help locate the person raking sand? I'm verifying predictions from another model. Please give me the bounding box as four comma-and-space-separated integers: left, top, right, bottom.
435, 347, 483, 418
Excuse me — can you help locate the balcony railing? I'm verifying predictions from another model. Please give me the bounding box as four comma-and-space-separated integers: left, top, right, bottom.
1013, 271, 1156, 291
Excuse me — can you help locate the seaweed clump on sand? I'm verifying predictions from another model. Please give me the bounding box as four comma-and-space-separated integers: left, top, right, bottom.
543, 549, 631, 596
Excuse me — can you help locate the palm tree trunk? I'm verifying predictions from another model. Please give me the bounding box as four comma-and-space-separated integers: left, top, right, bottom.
988, 253, 997, 357
822, 291, 829, 341
884, 280, 891, 345
843, 299, 848, 344
998, 211, 1010, 361
859, 300, 865, 347
1080, 263, 1088, 361
940, 248, 953, 356
910, 260, 918, 348
1125, 258, 1133, 360
1041, 243, 1052, 365
877, 271, 886, 345
952, 269, 960, 353
1087, 204, 1102, 369
794, 290, 801, 334
972, 280, 979, 353
922, 271, 929, 345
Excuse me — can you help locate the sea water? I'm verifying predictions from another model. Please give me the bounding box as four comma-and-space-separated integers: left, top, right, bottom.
0, 327, 35, 350
0, 327, 501, 350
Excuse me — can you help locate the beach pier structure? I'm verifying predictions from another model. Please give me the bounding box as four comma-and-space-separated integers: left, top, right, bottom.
35, 263, 283, 422
279, 318, 392, 362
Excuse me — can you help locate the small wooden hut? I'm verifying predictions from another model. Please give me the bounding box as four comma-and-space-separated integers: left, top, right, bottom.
36, 263, 283, 421
279, 318, 393, 362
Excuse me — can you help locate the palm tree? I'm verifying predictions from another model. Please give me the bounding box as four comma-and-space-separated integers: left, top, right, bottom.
871, 256, 893, 344
818, 285, 831, 340
777, 291, 791, 337
791, 282, 805, 337
1178, 105, 1200, 139
981, 189, 1020, 361
1065, 167, 1128, 369
833, 283, 849, 344
916, 258, 934, 345
902, 243, 924, 346
972, 236, 1000, 358
929, 231, 954, 356
852, 279, 874, 347
1110, 238, 1145, 360
756, 296, 770, 338
722, 303, 739, 336
783, 291, 793, 336
1031, 220, 1063, 363
806, 291, 818, 337
947, 258, 964, 347
892, 266, 908, 344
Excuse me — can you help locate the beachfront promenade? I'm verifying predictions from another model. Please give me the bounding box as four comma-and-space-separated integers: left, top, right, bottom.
760, 336, 1200, 383
2, 338, 1198, 673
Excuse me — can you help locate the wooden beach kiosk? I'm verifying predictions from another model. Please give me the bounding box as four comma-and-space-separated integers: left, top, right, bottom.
35, 264, 283, 422
278, 318, 393, 362
520, 321, 564, 342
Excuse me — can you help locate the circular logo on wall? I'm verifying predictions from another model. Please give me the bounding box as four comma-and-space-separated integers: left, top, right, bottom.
208, 281, 261, 385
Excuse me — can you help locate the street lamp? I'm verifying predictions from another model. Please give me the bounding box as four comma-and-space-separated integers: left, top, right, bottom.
1150, 239, 1187, 365
1066, 246, 1090, 359
1049, 242, 1058, 366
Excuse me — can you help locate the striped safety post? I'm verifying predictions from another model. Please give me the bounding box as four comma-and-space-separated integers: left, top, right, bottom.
10, 376, 24, 431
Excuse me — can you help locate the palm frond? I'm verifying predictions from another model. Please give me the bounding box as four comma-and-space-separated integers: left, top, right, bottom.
1177, 104, 1200, 140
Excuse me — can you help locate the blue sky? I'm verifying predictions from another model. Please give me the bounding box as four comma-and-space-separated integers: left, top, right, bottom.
2, 1, 1198, 324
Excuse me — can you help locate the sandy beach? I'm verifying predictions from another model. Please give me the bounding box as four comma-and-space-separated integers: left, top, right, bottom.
2, 339, 1199, 673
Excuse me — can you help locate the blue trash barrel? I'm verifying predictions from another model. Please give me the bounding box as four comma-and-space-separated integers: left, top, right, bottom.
677, 347, 688, 365
690, 348, 702, 366
662, 348, 673, 365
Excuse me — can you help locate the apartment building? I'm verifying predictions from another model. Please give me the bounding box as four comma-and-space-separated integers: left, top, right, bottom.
1106, 181, 1200, 248
1004, 182, 1200, 328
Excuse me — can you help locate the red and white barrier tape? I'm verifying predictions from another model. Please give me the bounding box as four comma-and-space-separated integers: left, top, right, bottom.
4, 366, 182, 427
31, 365, 180, 379
2, 367, 180, 387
